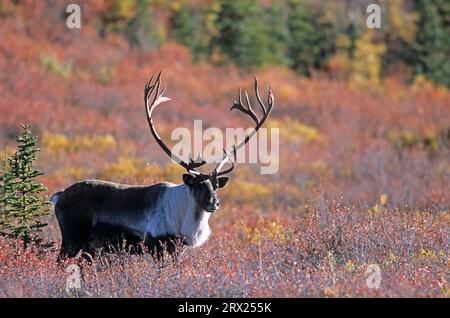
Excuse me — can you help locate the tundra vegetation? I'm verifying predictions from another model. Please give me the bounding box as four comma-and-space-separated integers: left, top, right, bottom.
0, 0, 448, 297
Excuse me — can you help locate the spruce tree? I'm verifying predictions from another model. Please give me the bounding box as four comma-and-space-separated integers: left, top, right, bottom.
125, 0, 162, 49
266, 2, 290, 66
287, 0, 316, 74
411, 0, 450, 86
0, 124, 51, 248
169, 3, 208, 61
214, 0, 270, 68
287, 0, 336, 75
169, 4, 196, 49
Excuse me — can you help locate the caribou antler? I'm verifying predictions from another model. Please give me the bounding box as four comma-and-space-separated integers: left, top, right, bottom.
144, 71, 206, 175
213, 75, 274, 176
145, 72, 273, 177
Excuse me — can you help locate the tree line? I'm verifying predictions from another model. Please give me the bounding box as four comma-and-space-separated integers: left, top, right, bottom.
99, 0, 449, 87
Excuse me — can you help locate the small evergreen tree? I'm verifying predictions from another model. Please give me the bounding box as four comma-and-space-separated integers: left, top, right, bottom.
169, 3, 196, 49
214, 0, 270, 68
102, 0, 137, 35
410, 0, 450, 87
169, 3, 208, 61
125, 0, 163, 49
266, 2, 291, 66
287, 0, 336, 75
0, 124, 51, 248
382, 0, 418, 74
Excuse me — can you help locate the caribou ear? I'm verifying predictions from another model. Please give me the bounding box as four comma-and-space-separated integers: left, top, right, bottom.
217, 177, 229, 188
183, 174, 195, 186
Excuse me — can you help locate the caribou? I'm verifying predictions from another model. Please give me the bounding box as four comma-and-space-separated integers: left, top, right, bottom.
51, 72, 274, 259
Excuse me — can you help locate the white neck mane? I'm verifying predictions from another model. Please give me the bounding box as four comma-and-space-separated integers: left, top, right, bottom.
156, 183, 212, 247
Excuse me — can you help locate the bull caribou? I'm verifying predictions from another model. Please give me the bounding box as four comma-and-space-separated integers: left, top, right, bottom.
51, 72, 274, 259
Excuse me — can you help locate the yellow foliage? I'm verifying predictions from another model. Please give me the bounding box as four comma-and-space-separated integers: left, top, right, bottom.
350, 31, 386, 87
170, 1, 181, 12
335, 34, 352, 51
413, 248, 440, 263
368, 204, 380, 218
269, 118, 321, 144
42, 132, 116, 154
101, 157, 143, 181
423, 131, 439, 151
444, 288, 450, 298
388, 129, 419, 149
204, 1, 221, 36
137, 162, 185, 183
401, 131, 419, 148
42, 132, 71, 154
55, 167, 91, 181
322, 287, 338, 298
345, 259, 356, 272
161, 163, 185, 183
94, 134, 117, 151
387, 0, 418, 43
107, 0, 136, 20
411, 74, 437, 91
99, 157, 185, 183
142, 164, 164, 180
83, 151, 199, 184
237, 218, 285, 244
379, 194, 388, 206
327, 251, 336, 264
384, 253, 399, 268
222, 179, 272, 207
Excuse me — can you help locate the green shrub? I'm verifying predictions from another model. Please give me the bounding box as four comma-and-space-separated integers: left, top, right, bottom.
0, 125, 52, 248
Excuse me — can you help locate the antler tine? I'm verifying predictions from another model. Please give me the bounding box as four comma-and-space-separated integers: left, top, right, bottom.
231, 88, 259, 124
188, 153, 207, 169
244, 90, 259, 124
144, 75, 153, 100
150, 71, 162, 106
214, 76, 274, 176
145, 73, 155, 92
144, 71, 206, 176
254, 75, 267, 114
268, 87, 274, 111
156, 71, 164, 97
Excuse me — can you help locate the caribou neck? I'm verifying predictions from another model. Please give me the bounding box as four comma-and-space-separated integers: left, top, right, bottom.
163, 184, 211, 247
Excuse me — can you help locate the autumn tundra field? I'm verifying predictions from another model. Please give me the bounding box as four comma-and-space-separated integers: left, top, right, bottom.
0, 1, 449, 297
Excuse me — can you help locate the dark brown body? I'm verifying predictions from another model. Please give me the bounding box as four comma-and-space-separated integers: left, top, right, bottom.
52, 180, 184, 259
